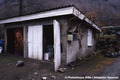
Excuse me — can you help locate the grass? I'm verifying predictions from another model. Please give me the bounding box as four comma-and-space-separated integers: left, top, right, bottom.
79, 52, 116, 75
63, 49, 117, 76
97, 33, 117, 39
0, 54, 23, 64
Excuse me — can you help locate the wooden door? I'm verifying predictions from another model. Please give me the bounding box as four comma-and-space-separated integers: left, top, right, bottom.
14, 28, 23, 56
53, 20, 61, 71
28, 25, 43, 60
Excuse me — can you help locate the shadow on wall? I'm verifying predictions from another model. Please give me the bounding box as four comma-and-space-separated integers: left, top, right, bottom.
0, 34, 4, 39
0, 24, 4, 39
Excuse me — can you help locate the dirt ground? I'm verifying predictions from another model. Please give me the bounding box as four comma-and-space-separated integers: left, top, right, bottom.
0, 53, 118, 80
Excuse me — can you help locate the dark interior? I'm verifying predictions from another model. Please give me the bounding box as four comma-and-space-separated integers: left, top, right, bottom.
7, 27, 23, 56
43, 25, 54, 59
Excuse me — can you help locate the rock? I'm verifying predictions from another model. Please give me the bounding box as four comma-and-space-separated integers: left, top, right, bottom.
20, 78, 22, 80
68, 62, 77, 68
41, 77, 47, 80
118, 51, 120, 56
49, 73, 51, 75
58, 68, 66, 73
34, 72, 38, 76
114, 52, 119, 57
51, 76, 56, 79
16, 60, 24, 67
111, 52, 116, 57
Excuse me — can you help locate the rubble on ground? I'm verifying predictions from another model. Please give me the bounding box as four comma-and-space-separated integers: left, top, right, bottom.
51, 76, 56, 79
16, 60, 24, 67
58, 68, 67, 73
41, 77, 47, 80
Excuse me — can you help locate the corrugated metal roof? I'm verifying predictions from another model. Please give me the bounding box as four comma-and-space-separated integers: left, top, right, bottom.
0, 0, 120, 27
0, 5, 74, 20
0, 6, 101, 32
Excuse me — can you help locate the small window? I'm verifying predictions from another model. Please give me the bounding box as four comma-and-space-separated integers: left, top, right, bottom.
87, 28, 92, 46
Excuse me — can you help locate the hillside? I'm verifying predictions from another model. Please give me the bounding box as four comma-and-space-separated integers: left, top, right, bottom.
0, 0, 120, 27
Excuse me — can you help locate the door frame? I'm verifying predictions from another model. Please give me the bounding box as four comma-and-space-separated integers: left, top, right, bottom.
5, 27, 24, 56
27, 20, 61, 71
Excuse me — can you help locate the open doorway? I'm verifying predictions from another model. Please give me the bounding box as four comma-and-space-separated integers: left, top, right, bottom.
43, 25, 54, 61
27, 20, 61, 71
7, 27, 23, 56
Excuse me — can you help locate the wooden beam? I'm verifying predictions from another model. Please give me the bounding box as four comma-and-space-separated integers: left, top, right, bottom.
85, 18, 102, 32
73, 7, 101, 32
23, 26, 28, 58
73, 7, 85, 20
4, 27, 7, 53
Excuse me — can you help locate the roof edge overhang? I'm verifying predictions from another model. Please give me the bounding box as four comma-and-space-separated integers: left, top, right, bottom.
0, 6, 101, 32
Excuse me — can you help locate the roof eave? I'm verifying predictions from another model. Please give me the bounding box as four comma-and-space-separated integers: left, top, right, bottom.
0, 6, 101, 32
72, 7, 101, 32
0, 6, 74, 24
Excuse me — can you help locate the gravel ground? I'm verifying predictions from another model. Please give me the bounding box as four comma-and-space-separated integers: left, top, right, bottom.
96, 58, 120, 80
0, 53, 118, 80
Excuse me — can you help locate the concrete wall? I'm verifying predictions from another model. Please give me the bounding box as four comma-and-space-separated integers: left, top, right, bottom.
67, 40, 79, 64
66, 18, 97, 64
79, 25, 96, 57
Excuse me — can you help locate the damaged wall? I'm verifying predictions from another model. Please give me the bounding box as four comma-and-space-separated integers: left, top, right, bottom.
66, 18, 97, 64
79, 25, 96, 57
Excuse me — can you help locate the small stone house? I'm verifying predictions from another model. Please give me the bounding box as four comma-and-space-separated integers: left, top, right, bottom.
0, 6, 101, 71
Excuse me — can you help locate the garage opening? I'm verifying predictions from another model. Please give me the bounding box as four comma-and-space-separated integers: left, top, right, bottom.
43, 25, 54, 61
7, 27, 23, 56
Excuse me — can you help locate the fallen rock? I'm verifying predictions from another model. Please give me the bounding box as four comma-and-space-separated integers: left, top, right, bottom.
20, 78, 22, 80
58, 68, 66, 73
34, 72, 38, 76
16, 60, 24, 67
49, 73, 52, 75
67, 62, 77, 68
41, 77, 47, 80
51, 76, 56, 79
118, 51, 120, 56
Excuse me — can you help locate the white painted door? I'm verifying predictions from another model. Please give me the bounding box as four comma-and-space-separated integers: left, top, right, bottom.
53, 20, 61, 71
28, 25, 43, 60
